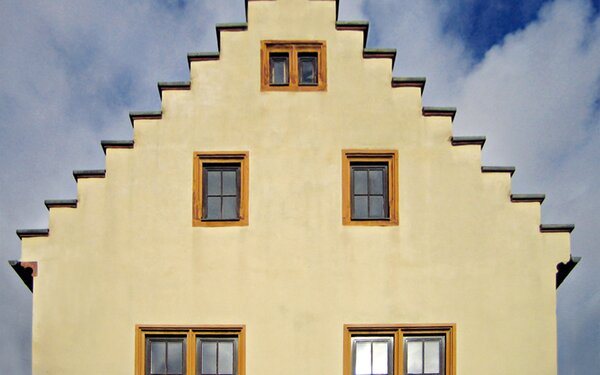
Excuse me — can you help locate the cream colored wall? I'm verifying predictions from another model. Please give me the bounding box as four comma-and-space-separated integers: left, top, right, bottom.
21, 0, 571, 374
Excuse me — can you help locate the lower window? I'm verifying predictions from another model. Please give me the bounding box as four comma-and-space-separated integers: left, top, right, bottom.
136, 325, 245, 375
345, 325, 455, 375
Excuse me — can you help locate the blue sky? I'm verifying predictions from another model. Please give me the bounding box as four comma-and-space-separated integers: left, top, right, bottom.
1, 0, 599, 373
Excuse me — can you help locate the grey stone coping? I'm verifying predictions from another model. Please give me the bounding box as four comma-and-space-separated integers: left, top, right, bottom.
101, 140, 134, 154
216, 23, 248, 51
73, 170, 106, 181
129, 111, 162, 127
481, 166, 516, 176
510, 194, 545, 203
392, 77, 426, 93
187, 52, 220, 68
16, 229, 49, 239
423, 107, 457, 120
157, 82, 191, 99
44, 199, 78, 209
540, 224, 575, 233
363, 48, 397, 68
451, 136, 486, 148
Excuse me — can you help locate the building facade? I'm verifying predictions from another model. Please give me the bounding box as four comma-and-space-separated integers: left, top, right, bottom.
12, 0, 579, 374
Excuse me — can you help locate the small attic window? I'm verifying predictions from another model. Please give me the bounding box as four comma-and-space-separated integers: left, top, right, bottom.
261, 41, 327, 91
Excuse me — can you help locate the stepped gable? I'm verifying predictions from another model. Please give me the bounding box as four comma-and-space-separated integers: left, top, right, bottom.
14, 0, 577, 295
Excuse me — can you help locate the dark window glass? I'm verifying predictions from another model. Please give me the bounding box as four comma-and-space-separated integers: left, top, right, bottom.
298, 53, 318, 85
351, 164, 389, 220
197, 338, 237, 375
352, 337, 394, 375
404, 336, 445, 375
269, 53, 289, 85
146, 337, 186, 375
202, 164, 240, 221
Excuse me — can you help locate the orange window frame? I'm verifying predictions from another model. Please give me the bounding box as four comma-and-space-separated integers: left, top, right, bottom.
342, 150, 399, 226
261, 40, 327, 91
193, 152, 249, 227
343, 324, 456, 375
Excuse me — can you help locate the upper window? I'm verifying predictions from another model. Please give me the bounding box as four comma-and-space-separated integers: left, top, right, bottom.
193, 152, 249, 227
261, 41, 327, 91
344, 325, 455, 375
136, 325, 245, 375
342, 150, 398, 226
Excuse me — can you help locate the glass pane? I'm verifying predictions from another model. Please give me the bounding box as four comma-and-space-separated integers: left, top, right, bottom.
222, 197, 238, 220
424, 341, 440, 373
369, 169, 384, 195
355, 341, 372, 375
353, 170, 368, 195
222, 171, 238, 195
406, 341, 423, 374
218, 342, 234, 374
202, 342, 218, 375
353, 196, 368, 219
206, 197, 221, 220
167, 341, 183, 374
151, 341, 167, 374
270, 56, 289, 85
369, 196, 385, 218
207, 171, 221, 195
299, 56, 317, 84
372, 342, 389, 374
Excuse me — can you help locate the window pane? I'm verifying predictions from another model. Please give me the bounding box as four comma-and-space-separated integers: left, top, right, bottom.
299, 55, 318, 85
167, 341, 183, 374
369, 196, 385, 218
270, 55, 289, 85
222, 171, 238, 195
151, 341, 167, 374
207, 171, 222, 195
353, 170, 368, 195
355, 341, 372, 375
424, 341, 440, 374
372, 342, 389, 374
406, 341, 423, 374
206, 197, 222, 220
353, 196, 368, 219
222, 197, 238, 220
202, 342, 218, 375
369, 169, 384, 195
218, 342, 234, 374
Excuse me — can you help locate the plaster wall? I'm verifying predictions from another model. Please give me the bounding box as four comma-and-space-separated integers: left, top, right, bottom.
20, 1, 571, 374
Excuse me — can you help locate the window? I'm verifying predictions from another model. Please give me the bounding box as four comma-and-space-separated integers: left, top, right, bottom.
344, 325, 455, 375
342, 150, 398, 226
193, 152, 249, 227
261, 41, 327, 91
136, 325, 245, 375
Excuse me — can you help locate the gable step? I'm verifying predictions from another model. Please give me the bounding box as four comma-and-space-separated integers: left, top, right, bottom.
481, 166, 515, 176
44, 199, 78, 209
451, 136, 486, 148
187, 52, 220, 68
540, 224, 575, 233
16, 229, 49, 239
363, 48, 397, 68
216, 23, 248, 51
423, 107, 456, 120
129, 111, 162, 127
336, 21, 369, 47
73, 170, 106, 181
511, 194, 545, 203
101, 140, 134, 154
392, 77, 426, 93
158, 81, 191, 99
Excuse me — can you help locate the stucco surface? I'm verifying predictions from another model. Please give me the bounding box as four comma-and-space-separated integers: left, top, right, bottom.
20, 1, 571, 374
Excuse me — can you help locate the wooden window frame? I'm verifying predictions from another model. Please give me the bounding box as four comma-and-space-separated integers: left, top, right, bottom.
343, 324, 456, 375
193, 152, 249, 227
342, 150, 398, 226
261, 40, 327, 91
135, 325, 246, 375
